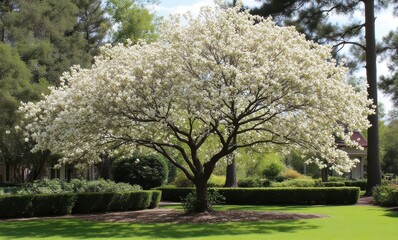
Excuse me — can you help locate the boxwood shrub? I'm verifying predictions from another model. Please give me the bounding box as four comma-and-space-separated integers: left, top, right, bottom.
149, 190, 162, 208
0, 193, 76, 218
344, 180, 367, 190
315, 182, 346, 187
156, 187, 360, 205
394, 191, 398, 206
0, 190, 160, 218
155, 187, 194, 202
73, 191, 153, 213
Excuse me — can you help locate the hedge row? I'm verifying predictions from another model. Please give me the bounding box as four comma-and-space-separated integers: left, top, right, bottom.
0, 190, 161, 218
156, 187, 360, 205
344, 180, 367, 190
394, 191, 398, 206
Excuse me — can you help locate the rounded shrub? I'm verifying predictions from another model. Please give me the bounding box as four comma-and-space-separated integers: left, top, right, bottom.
238, 178, 270, 187
262, 161, 284, 180
113, 154, 169, 189
282, 168, 303, 179
373, 184, 398, 206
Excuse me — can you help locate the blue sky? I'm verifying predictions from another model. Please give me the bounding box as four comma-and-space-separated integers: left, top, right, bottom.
155, 1, 398, 112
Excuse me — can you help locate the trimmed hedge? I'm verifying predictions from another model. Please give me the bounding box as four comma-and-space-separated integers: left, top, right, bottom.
149, 190, 162, 208
0, 193, 76, 218
156, 187, 194, 202
315, 182, 346, 187
0, 190, 161, 218
156, 187, 360, 205
394, 191, 398, 206
344, 180, 367, 190
73, 191, 155, 213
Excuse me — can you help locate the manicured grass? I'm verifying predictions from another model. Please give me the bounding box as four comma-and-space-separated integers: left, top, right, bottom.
0, 205, 396, 240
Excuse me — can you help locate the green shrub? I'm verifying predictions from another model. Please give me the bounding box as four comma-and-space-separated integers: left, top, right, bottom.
315, 182, 346, 187
218, 187, 359, 205
238, 178, 270, 187
373, 184, 398, 206
208, 175, 226, 187
282, 168, 303, 179
156, 187, 360, 205
155, 187, 194, 202
271, 179, 316, 187
394, 191, 398, 206
73, 191, 152, 213
0, 195, 34, 218
173, 172, 194, 187
0, 193, 76, 218
149, 190, 162, 208
31, 194, 76, 216
344, 180, 367, 190
262, 161, 284, 180
113, 154, 168, 189
67, 179, 140, 193
182, 188, 225, 213
1, 179, 140, 195
328, 176, 347, 182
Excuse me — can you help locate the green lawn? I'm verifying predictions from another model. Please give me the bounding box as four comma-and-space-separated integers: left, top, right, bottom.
0, 205, 396, 240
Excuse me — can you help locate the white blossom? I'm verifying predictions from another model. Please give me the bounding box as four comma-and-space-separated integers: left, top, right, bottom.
19, 5, 372, 175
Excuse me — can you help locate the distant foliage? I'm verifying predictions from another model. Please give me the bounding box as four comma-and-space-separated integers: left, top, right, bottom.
208, 175, 226, 187
271, 179, 316, 187
0, 179, 140, 195
113, 154, 169, 189
282, 168, 303, 179
373, 184, 398, 206
262, 161, 284, 180
238, 178, 270, 187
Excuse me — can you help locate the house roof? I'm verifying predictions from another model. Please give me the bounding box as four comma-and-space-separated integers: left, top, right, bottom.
336, 131, 368, 148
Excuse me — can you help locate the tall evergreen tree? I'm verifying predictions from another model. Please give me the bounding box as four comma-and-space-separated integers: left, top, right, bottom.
1, 0, 109, 84
0, 42, 53, 182
250, 0, 382, 194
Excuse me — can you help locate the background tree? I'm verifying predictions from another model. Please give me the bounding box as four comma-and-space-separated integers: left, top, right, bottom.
250, 0, 382, 194
21, 6, 372, 212
1, 0, 110, 84
0, 42, 53, 182
106, 0, 159, 43
380, 120, 398, 175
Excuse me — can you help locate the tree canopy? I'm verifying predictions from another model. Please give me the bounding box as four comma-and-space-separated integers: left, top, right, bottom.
20, 5, 372, 212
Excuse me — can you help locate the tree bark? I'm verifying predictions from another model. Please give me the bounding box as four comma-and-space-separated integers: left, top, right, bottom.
364, 0, 382, 196
99, 154, 112, 180
195, 178, 212, 212
224, 155, 238, 187
321, 167, 329, 182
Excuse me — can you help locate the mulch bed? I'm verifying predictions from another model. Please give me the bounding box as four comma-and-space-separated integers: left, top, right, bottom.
69, 209, 326, 224
0, 196, 378, 224
0, 209, 325, 224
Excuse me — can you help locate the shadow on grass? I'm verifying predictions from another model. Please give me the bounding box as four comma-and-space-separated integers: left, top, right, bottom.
0, 218, 319, 239
383, 207, 398, 218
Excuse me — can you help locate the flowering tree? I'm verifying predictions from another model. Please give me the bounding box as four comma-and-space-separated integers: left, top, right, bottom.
20, 5, 372, 212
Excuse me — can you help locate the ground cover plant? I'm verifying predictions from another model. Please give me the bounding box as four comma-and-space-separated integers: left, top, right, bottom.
0, 204, 396, 240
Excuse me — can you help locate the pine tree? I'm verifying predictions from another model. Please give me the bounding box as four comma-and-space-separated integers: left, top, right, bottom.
250, 0, 382, 194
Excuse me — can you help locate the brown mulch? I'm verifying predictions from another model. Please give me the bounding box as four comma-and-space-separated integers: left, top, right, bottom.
0, 208, 325, 224
356, 196, 375, 205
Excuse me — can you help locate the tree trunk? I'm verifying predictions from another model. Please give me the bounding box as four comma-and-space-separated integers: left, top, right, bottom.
321, 168, 328, 182
194, 179, 212, 213
224, 155, 238, 187
99, 154, 112, 180
364, 0, 382, 196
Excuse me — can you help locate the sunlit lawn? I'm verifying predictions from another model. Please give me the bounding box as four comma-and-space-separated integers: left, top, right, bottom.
0, 204, 396, 240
